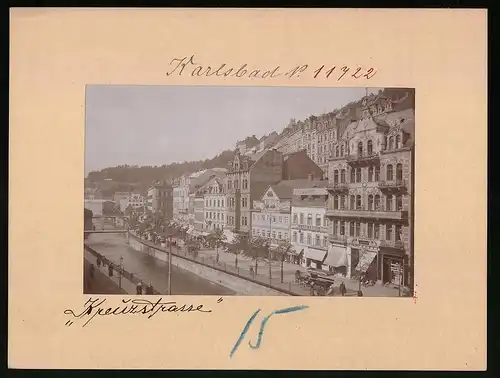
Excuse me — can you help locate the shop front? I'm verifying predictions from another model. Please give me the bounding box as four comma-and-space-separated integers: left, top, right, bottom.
324, 244, 348, 276
380, 252, 407, 286
303, 247, 328, 270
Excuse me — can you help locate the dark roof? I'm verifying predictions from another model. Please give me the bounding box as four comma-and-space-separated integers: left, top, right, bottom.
269, 179, 327, 200
250, 181, 274, 202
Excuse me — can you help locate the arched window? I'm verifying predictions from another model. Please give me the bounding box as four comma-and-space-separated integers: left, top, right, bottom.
386, 195, 393, 211
334, 195, 339, 210
374, 194, 380, 210
368, 166, 374, 182
358, 141, 363, 156
341, 145, 344, 156
350, 222, 355, 236
243, 179, 248, 189
356, 195, 362, 210
387, 164, 393, 181
396, 163, 403, 181
368, 195, 374, 210
396, 135, 401, 149
336, 146, 340, 157
389, 137, 394, 150
367, 140, 373, 155
341, 169, 346, 183
356, 168, 361, 182
350, 169, 355, 183
350, 195, 355, 209
375, 166, 380, 181
334, 170, 339, 184
234, 180, 239, 189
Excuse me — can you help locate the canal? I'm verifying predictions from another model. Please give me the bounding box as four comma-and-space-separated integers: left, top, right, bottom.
85, 233, 236, 295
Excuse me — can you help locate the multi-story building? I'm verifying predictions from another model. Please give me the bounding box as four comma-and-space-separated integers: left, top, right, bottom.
225, 149, 284, 239
119, 192, 145, 212
290, 185, 331, 270
202, 177, 226, 232
236, 135, 260, 155
282, 150, 324, 181
326, 90, 415, 288
172, 168, 227, 226
146, 180, 173, 219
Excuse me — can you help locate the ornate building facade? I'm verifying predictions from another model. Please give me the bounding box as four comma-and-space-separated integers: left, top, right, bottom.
326, 91, 415, 289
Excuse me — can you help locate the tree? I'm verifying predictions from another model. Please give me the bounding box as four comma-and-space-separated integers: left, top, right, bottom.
206, 228, 226, 263
271, 241, 293, 283
248, 236, 269, 276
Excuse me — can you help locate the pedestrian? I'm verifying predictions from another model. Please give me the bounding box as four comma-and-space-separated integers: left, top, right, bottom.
357, 289, 363, 297
249, 266, 254, 278
96, 256, 101, 268
340, 282, 347, 296
90, 264, 95, 279
108, 264, 113, 277
146, 283, 154, 295
136, 281, 143, 295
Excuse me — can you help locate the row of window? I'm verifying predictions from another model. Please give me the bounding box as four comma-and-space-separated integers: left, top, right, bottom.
252, 229, 290, 241
205, 212, 225, 222
333, 163, 403, 184
292, 213, 329, 227
226, 196, 250, 209
332, 220, 403, 241
226, 216, 249, 226
227, 178, 248, 190
330, 194, 404, 211
205, 198, 225, 208
292, 232, 329, 248
253, 214, 290, 224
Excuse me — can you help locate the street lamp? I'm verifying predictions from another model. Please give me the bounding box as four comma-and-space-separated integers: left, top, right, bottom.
118, 256, 123, 288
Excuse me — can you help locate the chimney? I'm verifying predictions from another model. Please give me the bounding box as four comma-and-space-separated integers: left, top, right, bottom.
308, 172, 313, 181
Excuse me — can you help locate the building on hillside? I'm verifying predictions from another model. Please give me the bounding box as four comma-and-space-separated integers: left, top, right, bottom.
275, 128, 303, 154
325, 90, 415, 289
282, 150, 324, 181
236, 135, 260, 154
258, 132, 280, 151
290, 185, 331, 269
146, 180, 173, 219
202, 176, 226, 232
225, 149, 283, 239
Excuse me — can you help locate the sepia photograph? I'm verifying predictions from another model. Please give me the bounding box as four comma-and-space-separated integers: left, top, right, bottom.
84, 85, 415, 297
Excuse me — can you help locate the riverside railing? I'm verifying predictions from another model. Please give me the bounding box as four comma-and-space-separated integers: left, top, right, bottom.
84, 244, 162, 295
129, 232, 306, 296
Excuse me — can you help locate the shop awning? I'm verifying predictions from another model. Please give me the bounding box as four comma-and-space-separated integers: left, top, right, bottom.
200, 231, 209, 236
356, 251, 377, 272
223, 230, 236, 244
304, 247, 327, 262
324, 245, 348, 267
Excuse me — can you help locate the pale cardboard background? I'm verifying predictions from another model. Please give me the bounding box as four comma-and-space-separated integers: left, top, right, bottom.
9, 9, 487, 370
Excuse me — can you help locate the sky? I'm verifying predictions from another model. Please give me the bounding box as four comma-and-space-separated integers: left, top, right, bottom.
85, 85, 381, 175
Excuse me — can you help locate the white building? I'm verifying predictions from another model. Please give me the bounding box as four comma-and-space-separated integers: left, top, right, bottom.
119, 193, 145, 212
203, 177, 226, 231
290, 185, 335, 270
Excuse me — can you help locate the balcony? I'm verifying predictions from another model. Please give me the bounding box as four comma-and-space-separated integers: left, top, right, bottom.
378, 180, 407, 192
346, 153, 380, 166
379, 239, 405, 250
327, 183, 349, 193
328, 234, 348, 245
326, 207, 408, 220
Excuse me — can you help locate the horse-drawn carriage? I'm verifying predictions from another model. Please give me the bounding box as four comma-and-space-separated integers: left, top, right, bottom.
295, 269, 337, 296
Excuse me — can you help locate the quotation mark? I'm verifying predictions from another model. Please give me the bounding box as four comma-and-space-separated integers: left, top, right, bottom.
217, 297, 223, 303
65, 320, 73, 327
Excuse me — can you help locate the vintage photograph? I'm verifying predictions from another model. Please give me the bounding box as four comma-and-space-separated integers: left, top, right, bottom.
84, 85, 415, 297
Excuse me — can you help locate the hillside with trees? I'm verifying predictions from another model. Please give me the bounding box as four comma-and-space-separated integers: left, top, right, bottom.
86, 88, 414, 195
